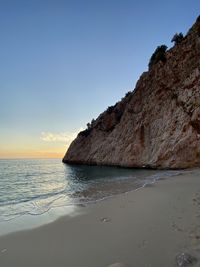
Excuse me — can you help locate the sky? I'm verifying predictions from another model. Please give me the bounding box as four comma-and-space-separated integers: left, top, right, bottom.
0, 0, 200, 158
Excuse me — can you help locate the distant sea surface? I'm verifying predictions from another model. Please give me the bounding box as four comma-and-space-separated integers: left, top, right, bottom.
0, 158, 181, 223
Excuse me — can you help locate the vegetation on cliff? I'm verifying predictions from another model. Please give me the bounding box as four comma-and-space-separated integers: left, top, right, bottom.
148, 45, 168, 69
171, 33, 184, 45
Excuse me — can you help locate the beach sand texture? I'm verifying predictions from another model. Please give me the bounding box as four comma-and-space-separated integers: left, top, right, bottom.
0, 170, 200, 267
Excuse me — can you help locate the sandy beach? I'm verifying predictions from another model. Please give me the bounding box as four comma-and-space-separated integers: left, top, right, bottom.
0, 169, 200, 267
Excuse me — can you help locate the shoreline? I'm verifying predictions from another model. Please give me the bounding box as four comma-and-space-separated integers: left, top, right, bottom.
0, 169, 185, 237
0, 169, 200, 267
0, 204, 78, 237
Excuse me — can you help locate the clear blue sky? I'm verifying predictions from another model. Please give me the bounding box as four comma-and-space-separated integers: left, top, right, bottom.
0, 0, 199, 158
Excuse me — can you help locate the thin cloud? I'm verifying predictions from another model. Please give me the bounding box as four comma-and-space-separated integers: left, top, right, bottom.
40, 130, 83, 143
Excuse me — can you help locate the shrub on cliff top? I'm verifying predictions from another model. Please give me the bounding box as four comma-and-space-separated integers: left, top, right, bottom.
78, 128, 91, 137
196, 15, 200, 23
107, 105, 114, 114
188, 15, 200, 36
87, 122, 91, 129
125, 91, 132, 98
148, 45, 168, 69
171, 32, 184, 45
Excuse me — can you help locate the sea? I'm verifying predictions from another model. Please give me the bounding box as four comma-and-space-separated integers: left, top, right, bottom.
0, 158, 182, 235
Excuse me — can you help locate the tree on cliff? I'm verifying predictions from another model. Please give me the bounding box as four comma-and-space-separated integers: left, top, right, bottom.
148, 45, 168, 69
171, 33, 184, 45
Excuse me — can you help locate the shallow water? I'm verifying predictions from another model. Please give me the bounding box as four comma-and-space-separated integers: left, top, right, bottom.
0, 158, 181, 224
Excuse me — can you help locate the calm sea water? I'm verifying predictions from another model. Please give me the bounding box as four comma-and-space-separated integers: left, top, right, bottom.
0, 159, 181, 223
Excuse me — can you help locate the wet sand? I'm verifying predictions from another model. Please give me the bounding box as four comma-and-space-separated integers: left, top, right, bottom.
0, 170, 200, 267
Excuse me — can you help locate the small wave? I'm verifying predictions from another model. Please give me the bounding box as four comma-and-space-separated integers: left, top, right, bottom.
0, 187, 68, 207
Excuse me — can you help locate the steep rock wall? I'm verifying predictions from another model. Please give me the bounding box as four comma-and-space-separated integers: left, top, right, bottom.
63, 18, 200, 169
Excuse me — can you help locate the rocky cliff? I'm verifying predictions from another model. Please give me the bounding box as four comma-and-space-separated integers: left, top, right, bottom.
63, 17, 200, 169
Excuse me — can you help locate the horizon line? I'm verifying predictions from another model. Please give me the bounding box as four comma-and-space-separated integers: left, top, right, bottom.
0, 157, 63, 160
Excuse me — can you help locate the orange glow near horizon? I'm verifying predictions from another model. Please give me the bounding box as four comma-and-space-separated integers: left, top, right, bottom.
0, 131, 74, 159
0, 148, 67, 159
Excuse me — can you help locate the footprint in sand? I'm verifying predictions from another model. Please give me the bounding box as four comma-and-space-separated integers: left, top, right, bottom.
138, 239, 148, 248
100, 217, 111, 223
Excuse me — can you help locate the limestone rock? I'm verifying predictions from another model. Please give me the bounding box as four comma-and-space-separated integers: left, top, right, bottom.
176, 252, 197, 267
63, 17, 200, 169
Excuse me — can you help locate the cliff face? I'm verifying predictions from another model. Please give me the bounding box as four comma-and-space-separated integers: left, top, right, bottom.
63, 18, 200, 169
